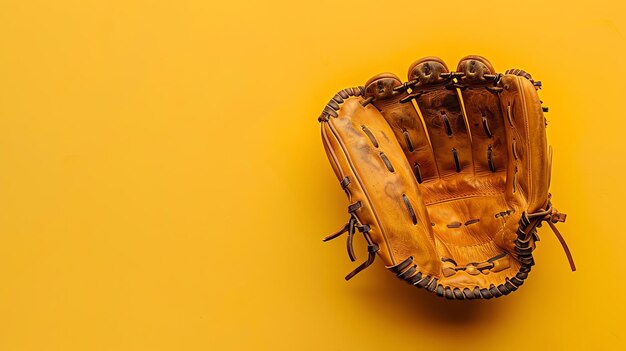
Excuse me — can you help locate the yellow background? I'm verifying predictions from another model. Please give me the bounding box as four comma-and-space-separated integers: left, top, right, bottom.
0, 0, 624, 350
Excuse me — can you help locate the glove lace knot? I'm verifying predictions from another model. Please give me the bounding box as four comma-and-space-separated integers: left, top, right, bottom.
323, 201, 379, 280
526, 201, 576, 272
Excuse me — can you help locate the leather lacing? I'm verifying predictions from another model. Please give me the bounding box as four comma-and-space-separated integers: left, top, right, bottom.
413, 162, 423, 183
318, 77, 574, 297
482, 112, 493, 138
386, 198, 574, 299
321, 195, 572, 288
318, 86, 365, 122
440, 111, 453, 136
526, 200, 576, 271
487, 145, 496, 172
452, 148, 461, 172
402, 129, 414, 152
323, 200, 380, 281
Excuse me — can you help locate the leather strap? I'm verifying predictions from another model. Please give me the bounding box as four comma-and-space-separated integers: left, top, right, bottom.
547, 220, 576, 272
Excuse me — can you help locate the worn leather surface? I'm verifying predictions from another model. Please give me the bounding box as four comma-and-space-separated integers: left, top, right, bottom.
319, 55, 554, 293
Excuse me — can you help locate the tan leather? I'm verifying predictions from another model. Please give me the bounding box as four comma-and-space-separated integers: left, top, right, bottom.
319, 56, 566, 298
322, 98, 441, 276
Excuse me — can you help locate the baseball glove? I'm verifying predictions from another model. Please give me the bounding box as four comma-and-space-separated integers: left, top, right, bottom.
318, 55, 575, 299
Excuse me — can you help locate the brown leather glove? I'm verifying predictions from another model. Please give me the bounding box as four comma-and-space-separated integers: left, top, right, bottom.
318, 55, 575, 300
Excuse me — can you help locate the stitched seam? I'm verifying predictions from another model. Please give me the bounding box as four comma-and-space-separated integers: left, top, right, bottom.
409, 99, 440, 178
440, 238, 504, 250
518, 76, 532, 201
425, 192, 502, 206
455, 88, 476, 177
321, 124, 345, 179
